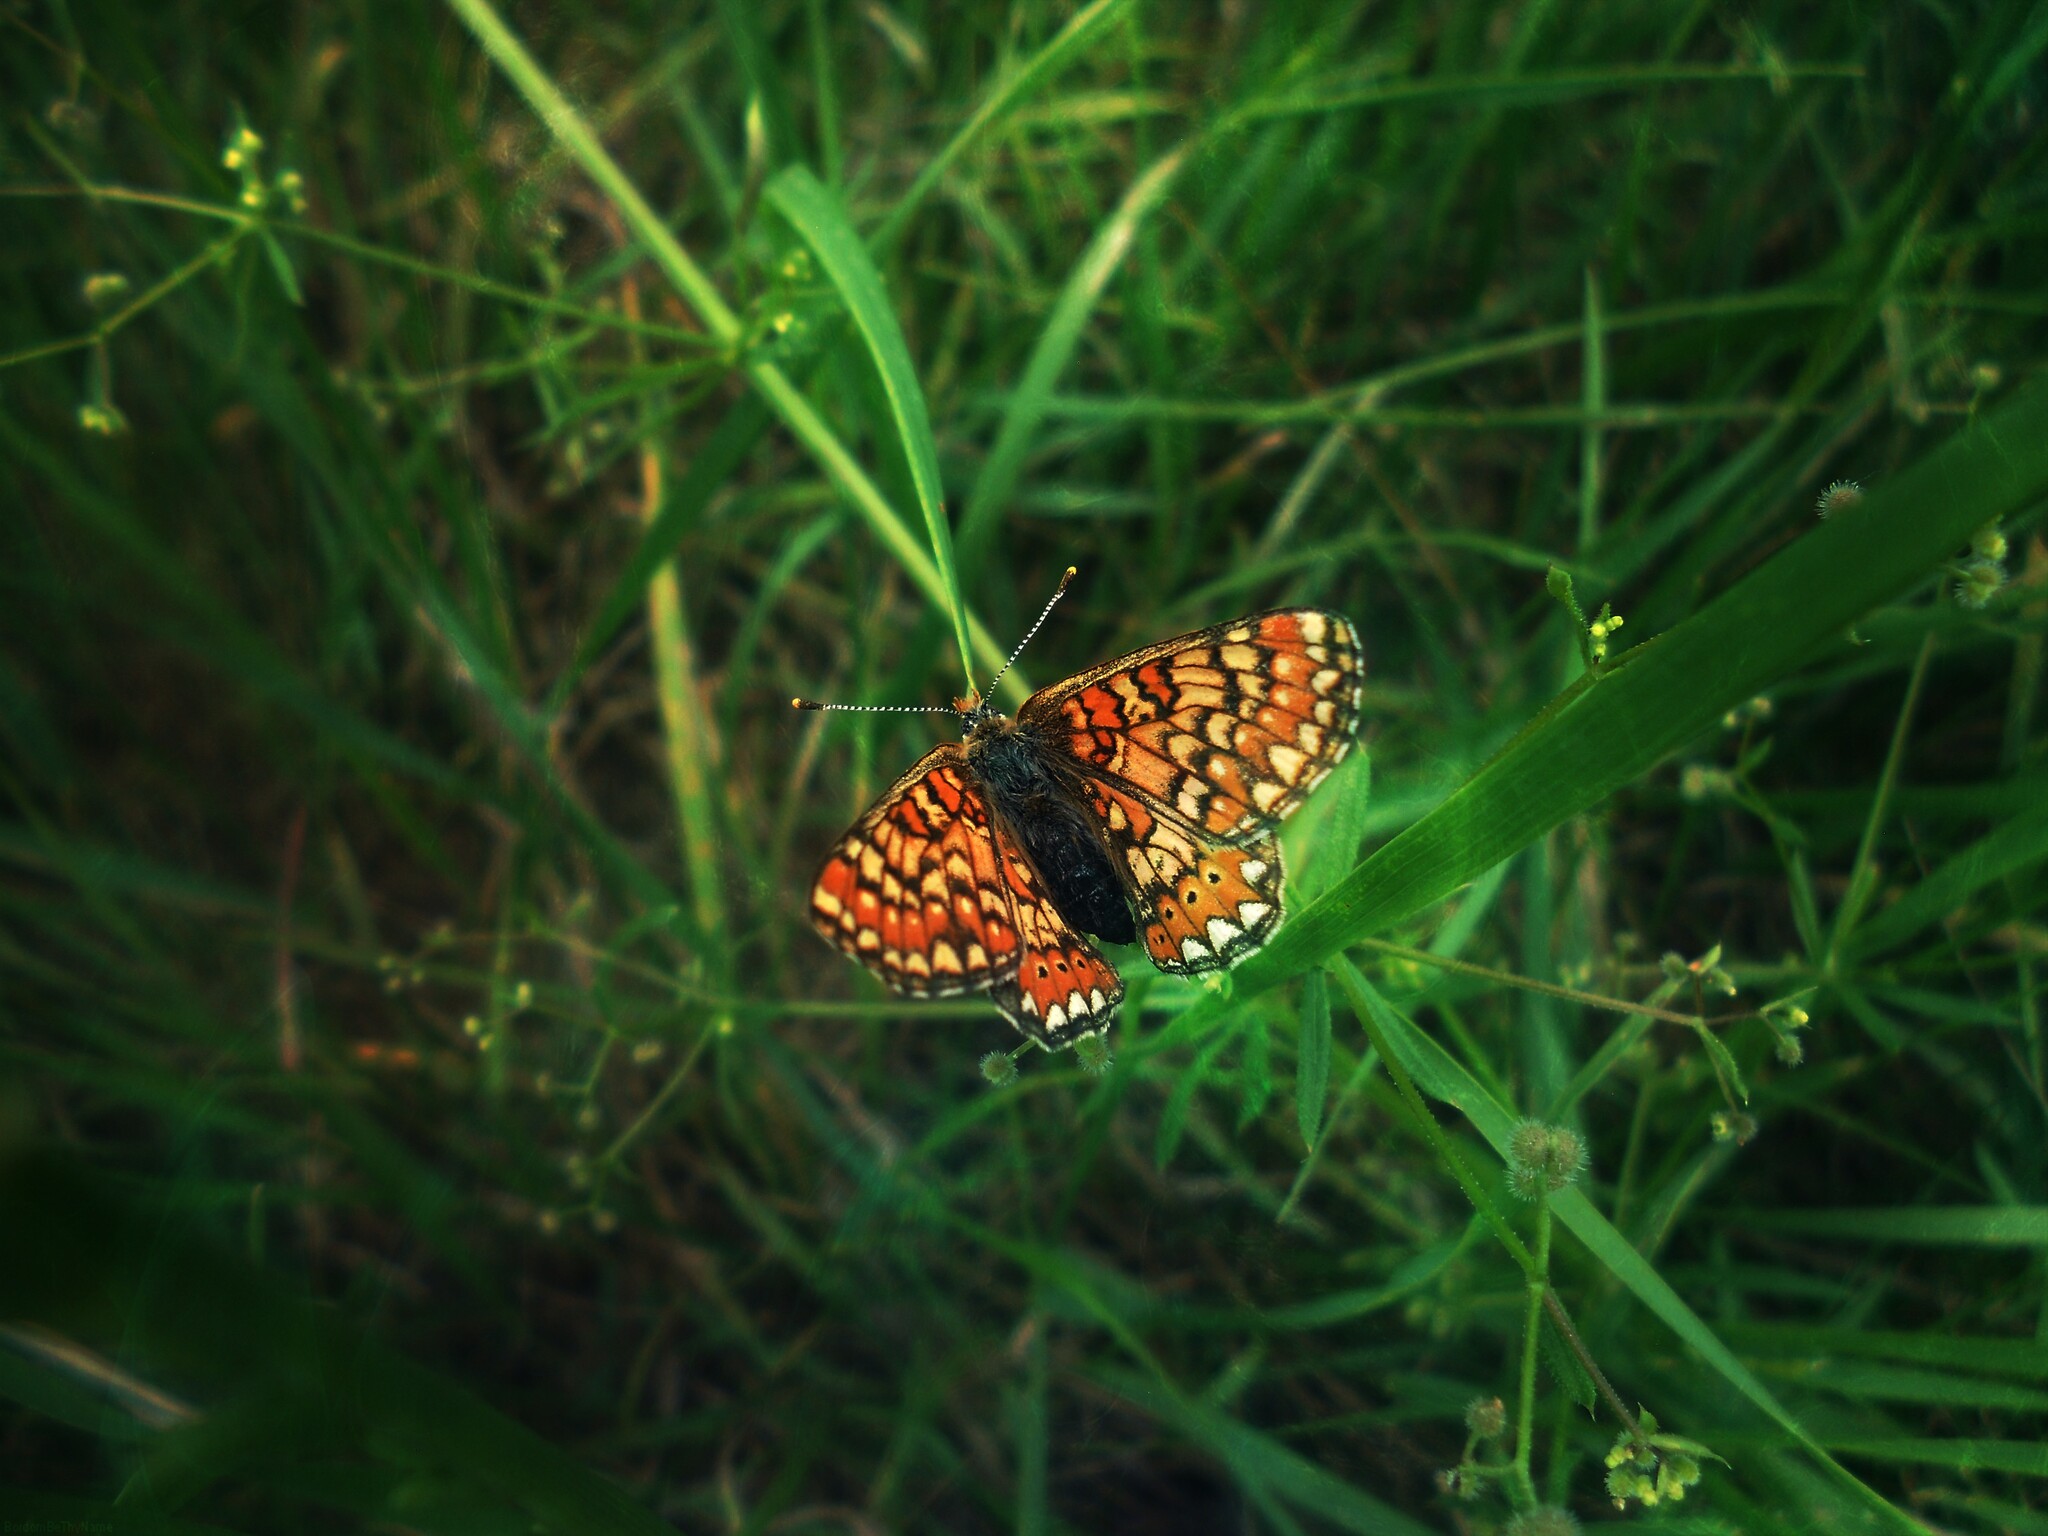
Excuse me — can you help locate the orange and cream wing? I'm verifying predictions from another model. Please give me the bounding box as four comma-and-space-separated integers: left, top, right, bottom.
1077, 777, 1285, 976
808, 746, 1120, 1044
809, 746, 1019, 997
985, 832, 1123, 1045
1024, 609, 1364, 844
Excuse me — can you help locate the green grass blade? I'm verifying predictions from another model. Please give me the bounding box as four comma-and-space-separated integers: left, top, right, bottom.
1739, 1207, 2048, 1247
871, 0, 1137, 254
0, 1150, 673, 1536
446, 0, 1011, 685
1348, 977, 1922, 1531
1844, 793, 2048, 962
1091, 1366, 1439, 1536
956, 140, 1193, 579
766, 164, 972, 686
1218, 375, 2048, 1015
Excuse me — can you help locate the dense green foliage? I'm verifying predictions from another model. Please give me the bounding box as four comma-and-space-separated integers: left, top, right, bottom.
4, 1, 2048, 1530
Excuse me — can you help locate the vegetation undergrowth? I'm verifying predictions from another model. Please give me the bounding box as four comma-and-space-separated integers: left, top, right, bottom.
3, 1, 2047, 1531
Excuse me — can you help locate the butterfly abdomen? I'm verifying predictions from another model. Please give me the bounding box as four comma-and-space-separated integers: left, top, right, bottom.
966, 717, 1139, 947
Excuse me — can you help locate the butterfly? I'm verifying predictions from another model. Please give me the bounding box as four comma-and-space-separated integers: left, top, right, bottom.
802, 584, 1364, 1048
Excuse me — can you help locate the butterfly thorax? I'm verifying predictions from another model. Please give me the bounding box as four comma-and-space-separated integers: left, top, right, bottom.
963, 709, 1139, 947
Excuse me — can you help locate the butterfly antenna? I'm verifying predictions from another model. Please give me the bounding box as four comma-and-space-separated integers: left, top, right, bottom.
979, 565, 1077, 703
790, 698, 958, 714
792, 567, 1078, 716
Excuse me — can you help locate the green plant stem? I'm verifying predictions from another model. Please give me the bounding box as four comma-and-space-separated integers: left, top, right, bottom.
1512, 1201, 1553, 1508
1333, 958, 1536, 1276
1580, 264, 1605, 552
1542, 1290, 1644, 1444
1356, 935, 1714, 1027
1827, 628, 1936, 969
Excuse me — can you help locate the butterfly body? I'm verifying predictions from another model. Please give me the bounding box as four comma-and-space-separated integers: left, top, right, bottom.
808, 608, 1364, 1048
964, 708, 1139, 947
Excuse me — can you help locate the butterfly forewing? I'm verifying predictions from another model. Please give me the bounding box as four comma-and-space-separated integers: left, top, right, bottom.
808, 745, 1121, 1045
809, 746, 1017, 996
1025, 609, 1364, 845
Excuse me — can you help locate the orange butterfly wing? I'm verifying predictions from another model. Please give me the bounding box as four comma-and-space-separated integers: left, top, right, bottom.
808, 746, 1121, 1045
1021, 608, 1363, 975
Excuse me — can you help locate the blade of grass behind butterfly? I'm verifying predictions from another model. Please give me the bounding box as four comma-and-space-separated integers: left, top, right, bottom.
869, 0, 1136, 255
954, 138, 1194, 584
542, 1, 1132, 711
766, 165, 975, 691
446, 0, 1010, 689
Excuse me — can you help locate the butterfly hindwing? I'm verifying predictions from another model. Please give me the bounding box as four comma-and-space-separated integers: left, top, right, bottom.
1078, 778, 1285, 976
987, 832, 1123, 1046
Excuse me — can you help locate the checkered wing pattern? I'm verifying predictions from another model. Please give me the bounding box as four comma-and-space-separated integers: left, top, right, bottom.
1077, 777, 1286, 975
1025, 609, 1366, 846
808, 746, 1121, 1046
1023, 608, 1363, 976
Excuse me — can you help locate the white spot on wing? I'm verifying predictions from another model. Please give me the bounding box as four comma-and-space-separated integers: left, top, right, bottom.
1181, 936, 1211, 963
1045, 1003, 1067, 1032
1066, 990, 1087, 1019
1240, 859, 1268, 885
1300, 613, 1328, 643
1269, 743, 1307, 784
1238, 900, 1272, 928
1206, 917, 1243, 949
1090, 988, 1107, 1011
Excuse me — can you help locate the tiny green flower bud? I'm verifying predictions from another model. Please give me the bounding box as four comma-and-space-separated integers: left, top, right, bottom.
1434, 1465, 1481, 1501
1463, 1395, 1507, 1438
1710, 1110, 1757, 1144
1507, 1119, 1587, 1199
227, 125, 263, 163
77, 402, 129, 436
1679, 764, 1734, 801
1073, 1032, 1114, 1077
1816, 479, 1863, 518
1955, 557, 2004, 609
1971, 520, 2007, 563
980, 1049, 1019, 1087
81, 272, 130, 307
1505, 1509, 1581, 1536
